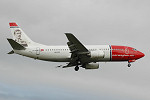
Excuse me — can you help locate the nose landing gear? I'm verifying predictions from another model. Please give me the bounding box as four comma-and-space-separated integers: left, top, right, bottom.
128, 60, 136, 67
74, 66, 79, 71
128, 63, 131, 67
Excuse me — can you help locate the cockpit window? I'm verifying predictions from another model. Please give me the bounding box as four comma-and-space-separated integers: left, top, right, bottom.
132, 49, 137, 51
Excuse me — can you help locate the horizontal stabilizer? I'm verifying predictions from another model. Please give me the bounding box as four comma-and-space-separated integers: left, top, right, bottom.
7, 38, 25, 50
7, 50, 14, 54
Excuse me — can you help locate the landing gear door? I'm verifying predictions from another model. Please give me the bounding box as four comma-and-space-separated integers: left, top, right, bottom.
36, 47, 40, 55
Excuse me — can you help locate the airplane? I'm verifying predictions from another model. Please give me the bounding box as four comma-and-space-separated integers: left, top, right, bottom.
7, 22, 145, 71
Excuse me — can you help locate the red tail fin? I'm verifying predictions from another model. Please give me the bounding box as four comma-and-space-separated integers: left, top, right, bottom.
9, 22, 18, 27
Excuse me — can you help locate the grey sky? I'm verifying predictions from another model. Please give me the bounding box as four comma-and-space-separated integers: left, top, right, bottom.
0, 0, 150, 100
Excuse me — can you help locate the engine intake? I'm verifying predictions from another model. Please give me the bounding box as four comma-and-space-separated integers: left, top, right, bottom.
85, 63, 99, 69
90, 50, 105, 60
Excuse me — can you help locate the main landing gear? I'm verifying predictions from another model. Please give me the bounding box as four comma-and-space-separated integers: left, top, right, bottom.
128, 63, 131, 67
74, 66, 79, 71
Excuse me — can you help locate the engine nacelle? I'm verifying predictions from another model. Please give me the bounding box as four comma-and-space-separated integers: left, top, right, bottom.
85, 63, 99, 69
90, 50, 105, 60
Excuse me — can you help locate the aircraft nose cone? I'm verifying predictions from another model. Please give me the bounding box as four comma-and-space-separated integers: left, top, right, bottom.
139, 51, 145, 58
141, 52, 145, 58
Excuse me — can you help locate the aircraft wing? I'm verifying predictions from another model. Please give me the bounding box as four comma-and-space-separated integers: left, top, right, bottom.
64, 33, 90, 67
65, 33, 89, 53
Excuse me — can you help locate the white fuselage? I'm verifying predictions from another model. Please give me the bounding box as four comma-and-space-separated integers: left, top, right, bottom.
8, 22, 145, 71
14, 45, 111, 62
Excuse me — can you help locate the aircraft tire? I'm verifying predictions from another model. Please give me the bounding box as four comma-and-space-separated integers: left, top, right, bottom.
128, 63, 131, 67
75, 66, 79, 71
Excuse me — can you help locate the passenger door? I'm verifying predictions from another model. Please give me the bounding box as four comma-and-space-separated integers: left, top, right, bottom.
36, 47, 40, 55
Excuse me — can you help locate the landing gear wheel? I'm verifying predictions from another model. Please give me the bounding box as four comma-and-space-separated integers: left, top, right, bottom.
128, 63, 131, 67
75, 66, 79, 71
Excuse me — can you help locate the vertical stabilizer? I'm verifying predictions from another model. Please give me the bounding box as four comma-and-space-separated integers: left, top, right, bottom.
9, 22, 34, 47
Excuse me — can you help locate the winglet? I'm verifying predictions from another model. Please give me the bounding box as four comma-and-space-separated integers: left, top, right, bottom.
7, 38, 25, 50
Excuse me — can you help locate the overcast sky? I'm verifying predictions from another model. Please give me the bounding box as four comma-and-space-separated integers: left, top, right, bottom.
0, 0, 150, 100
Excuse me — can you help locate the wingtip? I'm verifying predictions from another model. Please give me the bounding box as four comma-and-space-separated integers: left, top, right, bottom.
65, 33, 72, 35
65, 33, 74, 37
7, 38, 10, 40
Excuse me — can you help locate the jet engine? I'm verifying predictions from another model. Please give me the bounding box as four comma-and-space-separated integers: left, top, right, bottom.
89, 50, 105, 60
85, 63, 99, 69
